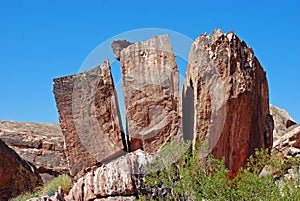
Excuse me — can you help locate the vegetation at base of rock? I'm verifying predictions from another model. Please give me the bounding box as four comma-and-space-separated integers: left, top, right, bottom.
138, 141, 300, 200
10, 174, 72, 201
9, 192, 40, 201
40, 174, 72, 196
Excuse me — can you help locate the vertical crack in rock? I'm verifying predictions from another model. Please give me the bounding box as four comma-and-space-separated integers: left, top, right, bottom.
182, 29, 274, 175
119, 35, 181, 153
53, 60, 127, 176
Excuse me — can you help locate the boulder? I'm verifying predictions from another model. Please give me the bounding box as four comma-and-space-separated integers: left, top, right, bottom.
182, 29, 273, 175
273, 124, 300, 158
0, 121, 68, 183
270, 104, 296, 140
0, 138, 42, 200
119, 35, 180, 153
53, 60, 127, 176
111, 40, 133, 61
65, 150, 153, 201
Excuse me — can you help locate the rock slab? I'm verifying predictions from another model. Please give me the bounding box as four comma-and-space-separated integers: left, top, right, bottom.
120, 35, 180, 153
65, 150, 153, 201
0, 138, 42, 200
182, 29, 273, 175
270, 104, 296, 140
53, 60, 127, 176
0, 121, 68, 182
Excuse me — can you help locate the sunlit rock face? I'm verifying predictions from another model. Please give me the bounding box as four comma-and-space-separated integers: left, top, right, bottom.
182, 29, 273, 175
120, 35, 181, 153
53, 61, 127, 176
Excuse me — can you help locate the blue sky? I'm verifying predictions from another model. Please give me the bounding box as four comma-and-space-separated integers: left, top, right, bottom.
0, 0, 299, 123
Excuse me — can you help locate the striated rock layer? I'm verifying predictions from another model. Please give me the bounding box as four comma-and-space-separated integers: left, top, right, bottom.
65, 150, 153, 201
53, 60, 127, 176
182, 29, 273, 175
120, 35, 180, 153
0, 121, 68, 182
0, 138, 42, 200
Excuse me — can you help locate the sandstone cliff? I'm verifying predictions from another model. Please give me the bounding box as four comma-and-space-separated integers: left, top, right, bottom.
0, 121, 68, 183
0, 138, 42, 200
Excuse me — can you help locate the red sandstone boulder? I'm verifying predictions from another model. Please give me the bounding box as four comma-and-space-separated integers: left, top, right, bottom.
182, 29, 273, 175
120, 35, 181, 153
65, 150, 153, 201
53, 60, 127, 176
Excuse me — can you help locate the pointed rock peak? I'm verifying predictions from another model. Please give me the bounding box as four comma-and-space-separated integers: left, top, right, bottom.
183, 29, 273, 175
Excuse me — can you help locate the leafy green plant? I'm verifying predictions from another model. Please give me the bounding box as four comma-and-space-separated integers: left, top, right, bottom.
139, 141, 300, 201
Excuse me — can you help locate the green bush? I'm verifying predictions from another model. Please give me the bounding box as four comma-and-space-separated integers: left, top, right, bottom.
10, 192, 40, 201
10, 174, 72, 201
139, 141, 300, 201
40, 174, 72, 196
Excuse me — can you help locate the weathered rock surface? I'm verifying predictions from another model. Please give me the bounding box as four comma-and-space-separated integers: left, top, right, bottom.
270, 104, 296, 140
0, 121, 68, 182
65, 150, 153, 201
112, 40, 133, 61
53, 60, 127, 176
182, 29, 273, 175
0, 138, 42, 200
273, 124, 300, 158
120, 35, 180, 153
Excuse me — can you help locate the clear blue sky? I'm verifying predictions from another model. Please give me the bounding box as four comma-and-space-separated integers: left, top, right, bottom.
0, 0, 299, 123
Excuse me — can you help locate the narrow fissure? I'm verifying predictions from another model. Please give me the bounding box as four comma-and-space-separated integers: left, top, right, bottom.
110, 60, 130, 152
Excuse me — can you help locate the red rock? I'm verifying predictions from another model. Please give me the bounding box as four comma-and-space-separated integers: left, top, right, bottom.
0, 138, 42, 200
182, 29, 273, 175
0, 121, 68, 183
53, 60, 127, 176
65, 150, 153, 200
120, 35, 180, 153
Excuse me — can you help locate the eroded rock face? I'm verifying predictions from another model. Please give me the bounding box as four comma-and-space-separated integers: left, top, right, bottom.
0, 138, 42, 200
120, 35, 180, 153
53, 60, 127, 176
65, 150, 153, 201
273, 124, 300, 158
270, 104, 296, 140
0, 121, 68, 182
182, 29, 273, 175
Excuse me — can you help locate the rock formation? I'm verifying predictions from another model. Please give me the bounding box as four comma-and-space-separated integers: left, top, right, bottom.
182, 29, 273, 175
0, 138, 42, 200
111, 40, 133, 61
53, 60, 127, 176
273, 124, 300, 159
65, 150, 153, 201
270, 104, 296, 140
0, 121, 68, 183
120, 35, 180, 153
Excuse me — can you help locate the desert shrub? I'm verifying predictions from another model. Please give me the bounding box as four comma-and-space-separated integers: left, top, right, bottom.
10, 192, 40, 201
40, 174, 72, 196
10, 174, 72, 201
139, 141, 300, 201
